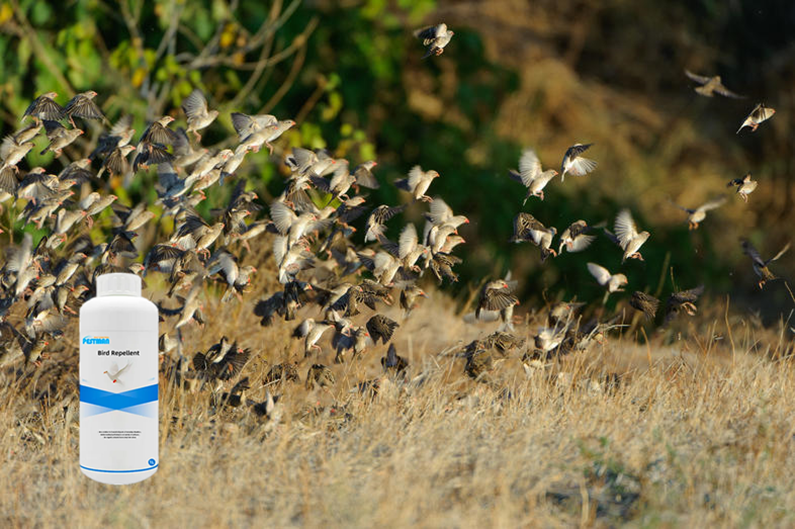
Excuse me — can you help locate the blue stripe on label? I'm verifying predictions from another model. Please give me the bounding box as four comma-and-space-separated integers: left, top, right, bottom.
81, 464, 158, 473
80, 383, 158, 412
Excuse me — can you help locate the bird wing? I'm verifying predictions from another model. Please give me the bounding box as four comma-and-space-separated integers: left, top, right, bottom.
0, 166, 18, 194
414, 25, 440, 40
353, 165, 379, 189
269, 202, 298, 235
406, 165, 424, 189
567, 156, 597, 176
517, 148, 542, 186
767, 242, 791, 264
568, 234, 596, 253
684, 69, 711, 84
293, 319, 313, 338
741, 240, 765, 267
0, 135, 19, 161
714, 84, 745, 99
181, 89, 209, 120
398, 223, 418, 259
697, 196, 728, 212
614, 209, 639, 249
671, 285, 705, 303
65, 95, 104, 120
376, 204, 407, 223
230, 112, 257, 140
110, 114, 133, 136
426, 197, 452, 225
587, 262, 611, 285
482, 289, 518, 311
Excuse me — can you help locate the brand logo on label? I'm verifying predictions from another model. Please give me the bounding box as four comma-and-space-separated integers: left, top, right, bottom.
82, 335, 110, 345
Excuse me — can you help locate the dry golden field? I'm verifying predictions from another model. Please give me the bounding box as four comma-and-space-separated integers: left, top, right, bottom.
3, 263, 795, 528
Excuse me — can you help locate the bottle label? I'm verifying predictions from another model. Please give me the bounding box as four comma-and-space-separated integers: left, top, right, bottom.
80, 330, 158, 474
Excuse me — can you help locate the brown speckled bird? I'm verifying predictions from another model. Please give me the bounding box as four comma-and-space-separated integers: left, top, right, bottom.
366, 314, 399, 345
629, 291, 660, 320
665, 285, 705, 323
23, 92, 64, 122
64, 91, 104, 123
476, 280, 519, 327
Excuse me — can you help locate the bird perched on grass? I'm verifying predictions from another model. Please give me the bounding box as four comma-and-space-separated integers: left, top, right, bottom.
727, 173, 757, 203
665, 285, 705, 323
671, 196, 727, 230
508, 148, 558, 203
606, 209, 650, 263
413, 23, 454, 59
737, 103, 775, 134
630, 291, 660, 320
560, 143, 597, 181
742, 240, 790, 289
182, 88, 218, 141
587, 262, 628, 303
684, 70, 744, 98
395, 166, 439, 203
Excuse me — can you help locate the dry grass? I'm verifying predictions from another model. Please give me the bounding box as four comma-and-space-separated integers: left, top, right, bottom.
3, 268, 795, 528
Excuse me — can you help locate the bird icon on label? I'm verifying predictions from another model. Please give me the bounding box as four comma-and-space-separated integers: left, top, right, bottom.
103, 362, 131, 384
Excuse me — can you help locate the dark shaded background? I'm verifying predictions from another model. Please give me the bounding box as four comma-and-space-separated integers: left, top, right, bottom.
1, 0, 793, 319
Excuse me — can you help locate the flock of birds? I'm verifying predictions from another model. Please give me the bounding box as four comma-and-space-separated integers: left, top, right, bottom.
0, 24, 786, 404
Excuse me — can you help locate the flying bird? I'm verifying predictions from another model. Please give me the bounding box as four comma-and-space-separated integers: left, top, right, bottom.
413, 23, 454, 59
560, 143, 597, 181
737, 103, 775, 134
629, 291, 660, 320
558, 220, 598, 254
510, 212, 557, 261
672, 196, 727, 230
23, 92, 64, 122
684, 70, 744, 98
607, 209, 650, 263
508, 148, 558, 203
665, 285, 705, 323
64, 91, 104, 123
727, 173, 757, 202
182, 89, 219, 141
103, 363, 130, 384
742, 240, 790, 289
587, 262, 628, 303
395, 166, 439, 202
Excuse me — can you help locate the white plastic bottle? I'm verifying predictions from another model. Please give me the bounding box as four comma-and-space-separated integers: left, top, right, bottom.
79, 273, 159, 485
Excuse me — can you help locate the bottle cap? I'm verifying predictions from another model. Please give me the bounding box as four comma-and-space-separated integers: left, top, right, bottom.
96, 273, 142, 297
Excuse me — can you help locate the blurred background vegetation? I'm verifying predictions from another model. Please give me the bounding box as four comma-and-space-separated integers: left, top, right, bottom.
1, 0, 794, 319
